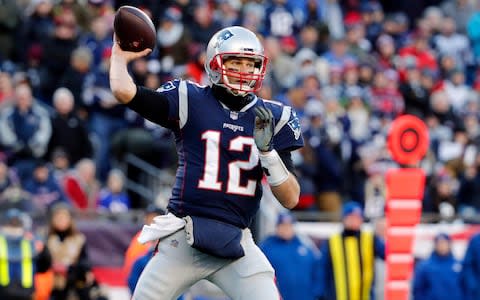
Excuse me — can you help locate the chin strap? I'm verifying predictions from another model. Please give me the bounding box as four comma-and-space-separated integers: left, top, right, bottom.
212, 85, 252, 111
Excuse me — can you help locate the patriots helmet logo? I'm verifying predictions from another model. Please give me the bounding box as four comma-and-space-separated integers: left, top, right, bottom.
287, 113, 301, 140
216, 30, 234, 47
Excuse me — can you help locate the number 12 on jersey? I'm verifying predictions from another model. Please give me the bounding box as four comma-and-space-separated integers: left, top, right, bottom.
198, 130, 259, 196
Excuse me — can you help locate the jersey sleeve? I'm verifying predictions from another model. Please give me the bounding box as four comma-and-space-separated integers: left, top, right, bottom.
270, 104, 304, 152
127, 79, 184, 129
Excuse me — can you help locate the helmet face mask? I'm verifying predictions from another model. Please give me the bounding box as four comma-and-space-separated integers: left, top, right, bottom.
205, 27, 268, 96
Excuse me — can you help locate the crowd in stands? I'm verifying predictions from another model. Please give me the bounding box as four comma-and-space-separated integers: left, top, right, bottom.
2, 1, 480, 299
1, 0, 480, 224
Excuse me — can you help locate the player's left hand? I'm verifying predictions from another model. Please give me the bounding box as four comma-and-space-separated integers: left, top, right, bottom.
254, 106, 274, 152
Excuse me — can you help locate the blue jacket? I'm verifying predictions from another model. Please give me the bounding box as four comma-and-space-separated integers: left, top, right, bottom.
260, 235, 319, 300
413, 252, 463, 300
98, 190, 130, 213
461, 233, 480, 300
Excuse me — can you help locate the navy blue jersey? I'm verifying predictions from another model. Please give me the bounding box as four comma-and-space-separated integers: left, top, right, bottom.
149, 80, 303, 228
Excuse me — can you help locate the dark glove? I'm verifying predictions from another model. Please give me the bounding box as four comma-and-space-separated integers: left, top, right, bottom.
253, 107, 274, 152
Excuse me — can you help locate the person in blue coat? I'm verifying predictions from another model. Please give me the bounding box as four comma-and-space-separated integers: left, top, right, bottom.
412, 233, 463, 300
260, 212, 319, 300
461, 232, 480, 300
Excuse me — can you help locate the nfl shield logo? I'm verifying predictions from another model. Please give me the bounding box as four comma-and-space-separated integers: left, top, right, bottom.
230, 111, 239, 120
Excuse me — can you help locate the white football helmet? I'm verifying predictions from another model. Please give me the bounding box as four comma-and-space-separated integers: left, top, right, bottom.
205, 26, 268, 96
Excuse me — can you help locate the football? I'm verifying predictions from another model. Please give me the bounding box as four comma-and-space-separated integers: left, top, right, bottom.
113, 6, 156, 52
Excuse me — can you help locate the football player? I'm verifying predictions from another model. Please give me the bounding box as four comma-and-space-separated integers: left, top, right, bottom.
110, 26, 304, 300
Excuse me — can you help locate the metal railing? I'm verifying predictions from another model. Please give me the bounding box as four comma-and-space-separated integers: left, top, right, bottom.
121, 153, 175, 210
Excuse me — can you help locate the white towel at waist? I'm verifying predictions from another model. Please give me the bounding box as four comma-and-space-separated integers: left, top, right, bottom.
137, 213, 186, 244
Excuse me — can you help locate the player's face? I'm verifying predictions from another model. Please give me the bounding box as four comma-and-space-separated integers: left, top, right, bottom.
223, 57, 256, 85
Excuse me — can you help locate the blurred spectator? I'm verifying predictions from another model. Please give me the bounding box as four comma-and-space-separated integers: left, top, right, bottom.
442, 68, 472, 114
303, 99, 343, 213
190, 4, 222, 45
263, 36, 297, 92
0, 72, 15, 105
185, 45, 209, 85
98, 168, 130, 213
58, 46, 94, 115
314, 202, 385, 300
47, 87, 92, 165
345, 21, 372, 64
398, 33, 437, 76
263, 0, 299, 38
39, 10, 79, 99
23, 160, 67, 213
369, 69, 404, 120
364, 165, 387, 220
53, 0, 94, 33
374, 34, 397, 71
467, 4, 480, 64
399, 67, 430, 118
50, 148, 71, 183
260, 212, 319, 300
214, 0, 241, 28
461, 232, 480, 300
127, 246, 184, 300
424, 169, 458, 218
360, 2, 384, 45
441, 0, 475, 34
432, 16, 471, 70
63, 158, 100, 211
0, 208, 51, 300
83, 47, 128, 181
79, 16, 112, 68
322, 38, 356, 70
127, 246, 154, 295
123, 204, 165, 284
46, 203, 105, 300
21, 0, 55, 60
156, 6, 192, 74
322, 0, 344, 39
0, 83, 52, 183
0, 0, 22, 61
413, 233, 463, 300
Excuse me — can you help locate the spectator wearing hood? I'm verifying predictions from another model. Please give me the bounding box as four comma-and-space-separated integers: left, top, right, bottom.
413, 233, 463, 300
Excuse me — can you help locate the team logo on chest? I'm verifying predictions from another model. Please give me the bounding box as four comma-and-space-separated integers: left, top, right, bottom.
223, 122, 244, 132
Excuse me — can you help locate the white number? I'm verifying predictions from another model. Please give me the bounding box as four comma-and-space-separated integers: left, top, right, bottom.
198, 131, 258, 196
227, 136, 259, 196
198, 131, 222, 191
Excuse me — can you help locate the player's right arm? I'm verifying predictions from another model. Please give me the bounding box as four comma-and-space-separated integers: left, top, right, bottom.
109, 35, 152, 104
109, 36, 179, 128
